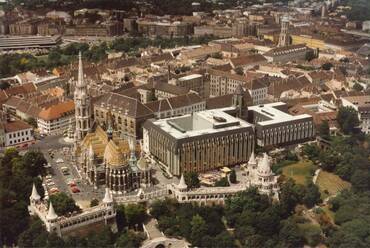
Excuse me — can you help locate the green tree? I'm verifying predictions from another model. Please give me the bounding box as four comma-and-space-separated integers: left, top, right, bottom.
49, 192, 80, 216
337, 106, 360, 134
116, 205, 127, 232
279, 179, 305, 217
115, 230, 145, 248
303, 182, 322, 208
278, 219, 304, 248
90, 198, 99, 207
300, 224, 322, 247
190, 214, 208, 246
0, 81, 10, 90
302, 144, 320, 161
234, 67, 244, 75
184, 171, 200, 188
318, 120, 330, 139
229, 169, 237, 183
256, 206, 281, 236
353, 83, 364, 92
25, 117, 38, 128
150, 198, 175, 219
86, 227, 114, 248
321, 62, 333, 70
350, 170, 370, 192
319, 149, 341, 172
124, 204, 147, 228
22, 151, 47, 177
215, 177, 230, 187
17, 218, 48, 247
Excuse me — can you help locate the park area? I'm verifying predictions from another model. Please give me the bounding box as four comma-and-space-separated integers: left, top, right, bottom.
281, 160, 316, 185
315, 171, 351, 199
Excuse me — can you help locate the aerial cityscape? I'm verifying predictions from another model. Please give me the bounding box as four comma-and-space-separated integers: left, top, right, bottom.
0, 0, 369, 247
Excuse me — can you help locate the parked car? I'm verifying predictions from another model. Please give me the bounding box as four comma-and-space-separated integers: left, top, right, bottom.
45, 175, 52, 180
47, 182, 55, 187
71, 187, 80, 193
49, 188, 59, 194
56, 158, 64, 163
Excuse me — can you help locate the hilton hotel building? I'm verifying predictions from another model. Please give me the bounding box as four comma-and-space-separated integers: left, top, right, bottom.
144, 102, 315, 175
248, 102, 315, 147
143, 108, 255, 176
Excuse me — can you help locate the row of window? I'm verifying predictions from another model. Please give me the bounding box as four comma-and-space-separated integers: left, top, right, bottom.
9, 136, 30, 145
8, 130, 29, 138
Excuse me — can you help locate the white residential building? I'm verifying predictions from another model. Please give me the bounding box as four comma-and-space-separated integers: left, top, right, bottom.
37, 100, 75, 135
3, 120, 34, 148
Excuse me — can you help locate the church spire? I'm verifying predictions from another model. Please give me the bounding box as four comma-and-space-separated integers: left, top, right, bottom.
77, 51, 85, 88
74, 51, 91, 142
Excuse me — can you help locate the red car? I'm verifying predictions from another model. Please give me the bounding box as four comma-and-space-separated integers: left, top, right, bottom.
71, 187, 80, 193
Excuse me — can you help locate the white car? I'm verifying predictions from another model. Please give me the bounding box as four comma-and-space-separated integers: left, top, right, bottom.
56, 158, 64, 163
47, 181, 55, 187
45, 175, 52, 179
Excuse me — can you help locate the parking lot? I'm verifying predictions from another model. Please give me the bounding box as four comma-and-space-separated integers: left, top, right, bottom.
30, 135, 104, 208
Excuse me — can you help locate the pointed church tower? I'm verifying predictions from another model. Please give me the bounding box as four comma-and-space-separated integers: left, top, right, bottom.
74, 52, 91, 142
278, 16, 290, 47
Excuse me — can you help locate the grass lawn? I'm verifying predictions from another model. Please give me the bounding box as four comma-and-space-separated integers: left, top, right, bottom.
315, 171, 351, 199
282, 160, 316, 185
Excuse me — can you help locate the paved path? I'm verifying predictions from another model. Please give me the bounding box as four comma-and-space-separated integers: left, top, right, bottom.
144, 219, 164, 240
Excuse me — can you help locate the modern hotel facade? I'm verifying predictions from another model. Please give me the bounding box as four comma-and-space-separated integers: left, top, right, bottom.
143, 108, 255, 176
248, 102, 315, 147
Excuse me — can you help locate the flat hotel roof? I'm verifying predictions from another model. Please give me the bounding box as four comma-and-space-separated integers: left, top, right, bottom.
249, 102, 312, 126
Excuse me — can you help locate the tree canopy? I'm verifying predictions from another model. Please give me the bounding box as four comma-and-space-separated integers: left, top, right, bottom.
184, 171, 200, 189
0, 149, 46, 245
337, 106, 360, 134
48, 192, 80, 216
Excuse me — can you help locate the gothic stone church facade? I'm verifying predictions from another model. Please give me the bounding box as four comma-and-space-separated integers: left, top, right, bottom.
73, 52, 152, 194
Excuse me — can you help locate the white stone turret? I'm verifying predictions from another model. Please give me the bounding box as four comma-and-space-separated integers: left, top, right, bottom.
177, 174, 188, 192
74, 51, 91, 142
103, 188, 113, 206
257, 153, 272, 176
46, 202, 58, 222
30, 183, 41, 202
248, 151, 257, 169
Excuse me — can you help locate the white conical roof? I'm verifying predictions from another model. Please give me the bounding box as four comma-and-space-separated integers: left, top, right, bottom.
30, 183, 41, 201
177, 174, 188, 190
46, 202, 58, 221
258, 153, 272, 176
102, 188, 113, 204
248, 151, 257, 165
